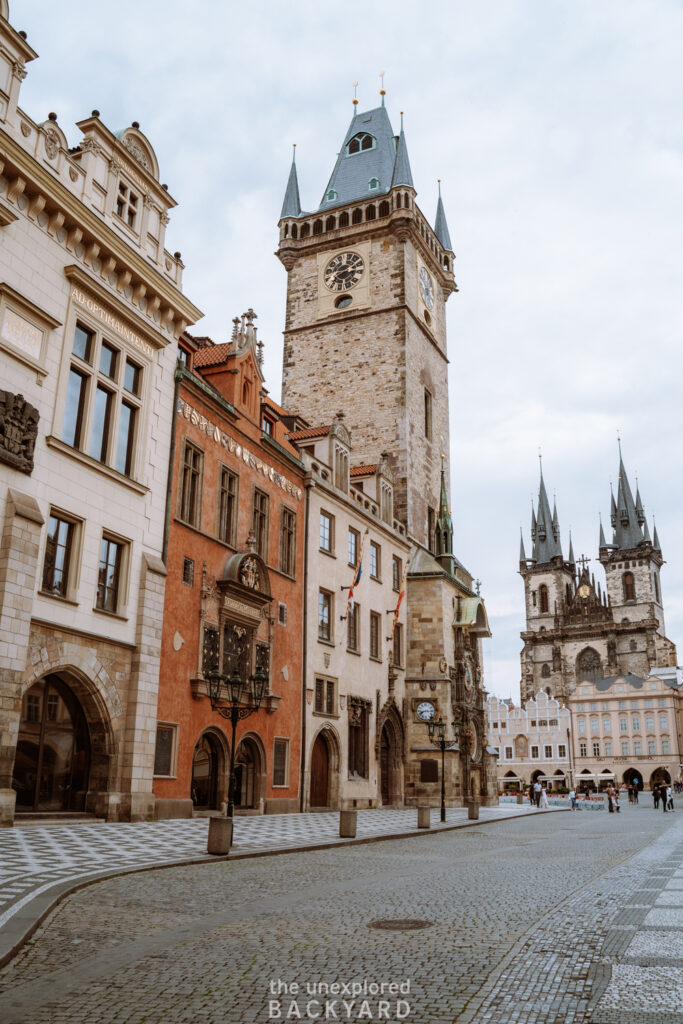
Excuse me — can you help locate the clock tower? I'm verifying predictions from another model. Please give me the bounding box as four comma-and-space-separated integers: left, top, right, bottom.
276, 96, 457, 547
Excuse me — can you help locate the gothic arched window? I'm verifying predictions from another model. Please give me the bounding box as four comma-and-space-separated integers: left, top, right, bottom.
346, 132, 375, 156
339, 212, 349, 228
313, 219, 323, 236
352, 208, 363, 225
539, 584, 549, 613
541, 664, 551, 679
325, 216, 335, 232
576, 647, 601, 684
379, 200, 390, 217
623, 571, 635, 601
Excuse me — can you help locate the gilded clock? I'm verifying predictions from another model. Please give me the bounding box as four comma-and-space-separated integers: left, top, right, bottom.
324, 251, 365, 292
419, 267, 434, 310
578, 584, 591, 599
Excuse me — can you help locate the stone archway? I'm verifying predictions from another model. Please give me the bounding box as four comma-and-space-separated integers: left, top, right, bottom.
234, 731, 267, 813
651, 766, 671, 789
377, 702, 404, 807
308, 725, 341, 811
12, 662, 118, 819
623, 767, 642, 791
191, 728, 229, 811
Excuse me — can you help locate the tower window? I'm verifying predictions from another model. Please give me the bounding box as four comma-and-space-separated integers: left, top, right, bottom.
424, 389, 432, 440
352, 208, 363, 225
654, 574, 660, 602
539, 584, 549, 613
326, 216, 336, 231
346, 132, 375, 156
379, 200, 390, 217
115, 181, 138, 229
326, 189, 338, 202
368, 177, 380, 190
339, 212, 349, 228
576, 647, 601, 684
623, 571, 635, 601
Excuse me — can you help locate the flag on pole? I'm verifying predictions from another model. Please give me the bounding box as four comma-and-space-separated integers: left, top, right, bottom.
346, 528, 369, 616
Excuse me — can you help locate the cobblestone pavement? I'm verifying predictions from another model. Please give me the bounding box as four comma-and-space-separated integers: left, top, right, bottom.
0, 802, 679, 1024
0, 804, 531, 947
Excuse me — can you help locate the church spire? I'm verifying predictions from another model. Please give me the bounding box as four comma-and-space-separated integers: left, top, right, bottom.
532, 460, 563, 563
391, 112, 414, 189
433, 179, 453, 252
612, 444, 644, 549
599, 516, 607, 549
280, 145, 301, 219
653, 521, 661, 552
434, 455, 454, 575
568, 531, 575, 567
519, 528, 527, 569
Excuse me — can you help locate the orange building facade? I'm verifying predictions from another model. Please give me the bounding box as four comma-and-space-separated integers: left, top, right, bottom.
153, 312, 305, 816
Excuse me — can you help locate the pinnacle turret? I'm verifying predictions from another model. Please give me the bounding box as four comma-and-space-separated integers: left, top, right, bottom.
391, 114, 414, 189
435, 457, 454, 574
433, 180, 452, 251
612, 447, 644, 550
519, 529, 527, 568
531, 463, 563, 564
280, 146, 301, 219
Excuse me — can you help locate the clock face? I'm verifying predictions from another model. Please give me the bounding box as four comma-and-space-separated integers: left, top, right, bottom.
419, 267, 434, 310
324, 251, 365, 292
578, 584, 591, 598
416, 701, 436, 722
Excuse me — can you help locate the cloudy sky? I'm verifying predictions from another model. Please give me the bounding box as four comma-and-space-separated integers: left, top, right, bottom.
12, 1, 683, 700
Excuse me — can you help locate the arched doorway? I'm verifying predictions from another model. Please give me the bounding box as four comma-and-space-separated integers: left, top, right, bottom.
578, 769, 594, 794
234, 737, 264, 810
191, 733, 221, 810
379, 711, 403, 806
651, 767, 671, 789
310, 732, 329, 808
13, 675, 91, 812
502, 770, 520, 792
623, 767, 642, 790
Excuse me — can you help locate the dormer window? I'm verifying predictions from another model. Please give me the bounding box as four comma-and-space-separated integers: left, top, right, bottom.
334, 444, 349, 492
346, 133, 375, 156
115, 182, 138, 230
368, 177, 380, 191
326, 189, 338, 202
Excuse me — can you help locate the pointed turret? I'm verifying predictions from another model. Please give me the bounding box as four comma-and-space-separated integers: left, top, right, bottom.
635, 484, 645, 526
280, 146, 301, 219
642, 517, 652, 543
433, 180, 453, 252
319, 104, 398, 209
599, 518, 607, 549
653, 523, 661, 552
391, 113, 414, 189
613, 447, 644, 549
519, 529, 527, 569
568, 532, 575, 567
532, 462, 563, 563
434, 456, 454, 575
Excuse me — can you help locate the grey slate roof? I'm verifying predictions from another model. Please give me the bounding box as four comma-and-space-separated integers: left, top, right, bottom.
280, 151, 301, 219
319, 105, 399, 210
654, 524, 661, 551
531, 465, 563, 563
434, 186, 453, 251
519, 529, 527, 564
594, 673, 643, 691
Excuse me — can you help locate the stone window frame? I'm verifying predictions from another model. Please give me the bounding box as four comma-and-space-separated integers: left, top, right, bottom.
424, 388, 433, 440
346, 602, 360, 654
217, 464, 238, 547
94, 527, 131, 619
313, 674, 338, 718
369, 541, 381, 581
0, 282, 60, 380
530, 745, 539, 759
504, 746, 513, 760
544, 744, 552, 759
319, 509, 334, 555
39, 505, 85, 605
369, 610, 381, 662
318, 588, 333, 644
604, 740, 612, 756
347, 526, 360, 568
153, 722, 179, 778
279, 504, 297, 578
178, 439, 204, 529
252, 487, 270, 562
272, 737, 290, 788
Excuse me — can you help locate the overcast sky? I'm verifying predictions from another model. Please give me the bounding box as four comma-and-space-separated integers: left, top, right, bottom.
12, 1, 683, 701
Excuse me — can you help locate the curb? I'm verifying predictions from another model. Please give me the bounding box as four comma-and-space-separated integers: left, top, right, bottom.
0, 807, 563, 969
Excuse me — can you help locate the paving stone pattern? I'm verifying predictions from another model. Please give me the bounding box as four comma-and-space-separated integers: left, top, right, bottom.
0, 804, 680, 1024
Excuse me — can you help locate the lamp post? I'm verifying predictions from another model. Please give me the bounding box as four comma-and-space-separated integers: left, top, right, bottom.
427, 716, 449, 822
205, 666, 267, 818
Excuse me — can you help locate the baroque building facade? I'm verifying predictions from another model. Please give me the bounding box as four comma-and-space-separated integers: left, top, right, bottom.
153, 316, 305, 818
487, 692, 571, 793
0, 1, 201, 826
276, 95, 496, 807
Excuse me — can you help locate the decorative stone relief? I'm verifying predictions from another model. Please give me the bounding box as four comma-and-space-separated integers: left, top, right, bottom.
239, 556, 260, 590
44, 130, 59, 160
69, 167, 78, 182
20, 122, 31, 137
123, 137, 151, 171
0, 390, 39, 474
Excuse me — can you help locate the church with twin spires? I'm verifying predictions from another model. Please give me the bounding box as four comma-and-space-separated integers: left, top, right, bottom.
519, 450, 677, 704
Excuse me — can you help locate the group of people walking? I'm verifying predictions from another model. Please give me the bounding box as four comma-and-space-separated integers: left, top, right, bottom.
528, 781, 549, 808
653, 784, 675, 812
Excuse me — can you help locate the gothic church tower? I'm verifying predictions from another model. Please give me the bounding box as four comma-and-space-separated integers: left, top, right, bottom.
276, 95, 456, 547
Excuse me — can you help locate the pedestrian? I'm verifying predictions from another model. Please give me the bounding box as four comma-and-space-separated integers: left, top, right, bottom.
627, 785, 634, 805
662, 785, 668, 813
633, 784, 639, 805
569, 787, 577, 810
614, 789, 620, 813
666, 786, 674, 812
539, 786, 549, 809
653, 786, 660, 810
606, 784, 615, 813
534, 780, 542, 807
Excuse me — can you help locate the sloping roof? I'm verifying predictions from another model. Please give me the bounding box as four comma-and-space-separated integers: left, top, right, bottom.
350, 464, 377, 477
193, 343, 233, 368
391, 125, 413, 188
453, 597, 491, 637
594, 673, 644, 691
434, 189, 452, 251
280, 152, 301, 219
319, 105, 398, 210
287, 426, 330, 442
408, 545, 472, 582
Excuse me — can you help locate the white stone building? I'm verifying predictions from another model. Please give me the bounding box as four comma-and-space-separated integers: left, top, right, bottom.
0, 1, 201, 825
488, 692, 571, 792
288, 415, 411, 810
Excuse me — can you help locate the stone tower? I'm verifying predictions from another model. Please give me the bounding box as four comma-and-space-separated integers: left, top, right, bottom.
276, 97, 457, 547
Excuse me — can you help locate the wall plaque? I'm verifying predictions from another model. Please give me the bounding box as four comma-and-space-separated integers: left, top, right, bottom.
0, 390, 39, 474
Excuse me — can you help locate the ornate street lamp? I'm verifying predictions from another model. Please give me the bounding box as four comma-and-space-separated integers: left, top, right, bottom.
427, 716, 449, 822
205, 666, 268, 818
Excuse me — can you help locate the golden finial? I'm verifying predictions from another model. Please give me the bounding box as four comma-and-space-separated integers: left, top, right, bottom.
352, 81, 359, 109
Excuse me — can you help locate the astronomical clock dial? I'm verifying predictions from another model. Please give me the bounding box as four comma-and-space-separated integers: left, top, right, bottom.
324, 251, 365, 292
464, 665, 475, 703
419, 267, 434, 310
416, 700, 436, 722
578, 584, 591, 599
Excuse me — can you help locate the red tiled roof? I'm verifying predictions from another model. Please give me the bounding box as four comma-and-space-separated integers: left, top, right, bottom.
287, 426, 330, 442
263, 394, 288, 416
350, 464, 377, 477
193, 342, 233, 368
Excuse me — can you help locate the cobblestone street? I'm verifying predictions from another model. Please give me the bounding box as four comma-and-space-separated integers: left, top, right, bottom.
1, 803, 681, 1023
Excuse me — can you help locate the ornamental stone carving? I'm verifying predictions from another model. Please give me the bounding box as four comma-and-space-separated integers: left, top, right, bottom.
20, 122, 31, 137
0, 390, 39, 474
44, 130, 59, 160
239, 556, 260, 590
122, 137, 151, 172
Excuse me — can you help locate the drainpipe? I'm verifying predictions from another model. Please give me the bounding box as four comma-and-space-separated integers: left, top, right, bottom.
162, 361, 183, 565
299, 477, 311, 811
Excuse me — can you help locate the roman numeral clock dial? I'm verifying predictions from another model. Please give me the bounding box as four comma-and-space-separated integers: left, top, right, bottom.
324, 251, 365, 291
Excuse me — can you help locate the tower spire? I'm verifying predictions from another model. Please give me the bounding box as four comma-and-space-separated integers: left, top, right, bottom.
280, 144, 301, 219
568, 530, 575, 566
519, 528, 527, 568
434, 454, 454, 575
433, 179, 453, 252
532, 459, 563, 563
391, 111, 413, 189
613, 443, 644, 549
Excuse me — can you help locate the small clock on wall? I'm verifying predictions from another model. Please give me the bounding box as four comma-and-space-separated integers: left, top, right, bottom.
419, 266, 434, 310
324, 251, 365, 292
578, 583, 591, 598
416, 700, 436, 722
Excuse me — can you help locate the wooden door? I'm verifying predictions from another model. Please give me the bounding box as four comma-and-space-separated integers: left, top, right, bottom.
380, 727, 390, 804
310, 734, 329, 807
